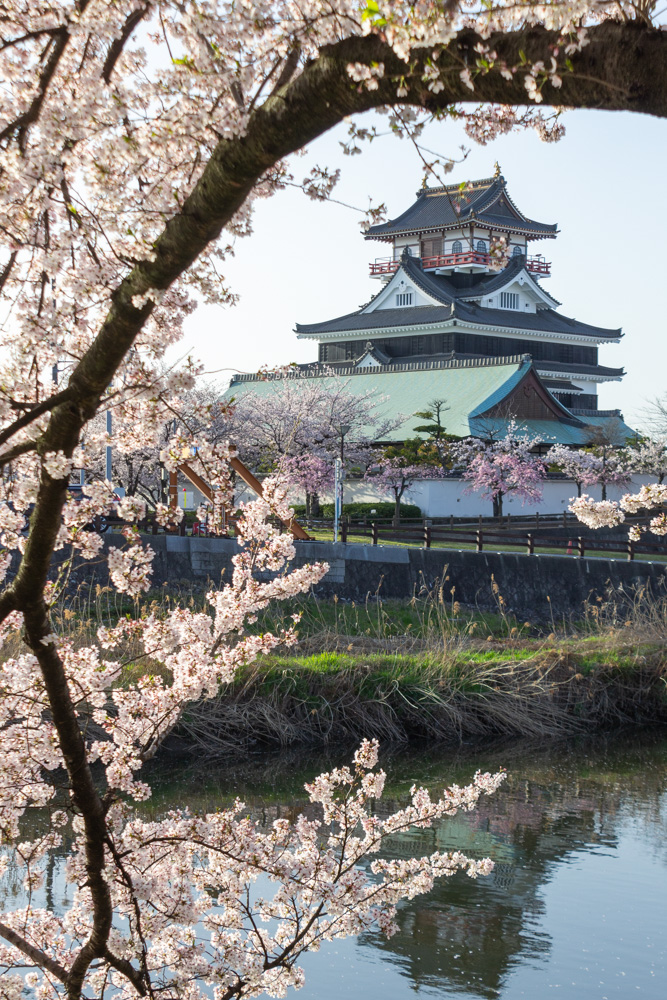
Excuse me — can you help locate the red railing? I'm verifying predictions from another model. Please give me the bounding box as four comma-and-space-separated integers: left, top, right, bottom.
369, 252, 551, 277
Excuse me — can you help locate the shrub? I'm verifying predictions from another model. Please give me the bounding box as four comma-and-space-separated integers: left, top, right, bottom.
292, 501, 422, 520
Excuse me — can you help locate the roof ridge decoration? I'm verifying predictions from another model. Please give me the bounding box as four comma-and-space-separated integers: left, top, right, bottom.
229, 352, 533, 384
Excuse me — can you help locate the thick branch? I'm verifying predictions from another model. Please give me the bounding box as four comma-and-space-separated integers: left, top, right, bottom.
22, 605, 113, 999
341, 20, 667, 116
0, 388, 72, 449
0, 920, 68, 982
102, 3, 150, 83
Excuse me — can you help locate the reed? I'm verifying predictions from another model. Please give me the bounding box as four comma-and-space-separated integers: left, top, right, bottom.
5, 578, 666, 757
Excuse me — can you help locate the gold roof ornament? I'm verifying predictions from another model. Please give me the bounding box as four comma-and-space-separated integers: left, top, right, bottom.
494, 161, 502, 178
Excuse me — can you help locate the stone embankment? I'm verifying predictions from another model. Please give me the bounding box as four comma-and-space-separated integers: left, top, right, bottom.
134, 535, 667, 618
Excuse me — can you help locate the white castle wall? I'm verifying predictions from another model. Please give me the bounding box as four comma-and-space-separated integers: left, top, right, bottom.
235, 475, 655, 519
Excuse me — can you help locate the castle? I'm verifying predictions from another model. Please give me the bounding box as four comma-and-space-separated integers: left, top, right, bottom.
229, 166, 632, 447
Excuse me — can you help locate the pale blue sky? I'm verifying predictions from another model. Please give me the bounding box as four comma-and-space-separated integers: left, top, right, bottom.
182, 106, 667, 432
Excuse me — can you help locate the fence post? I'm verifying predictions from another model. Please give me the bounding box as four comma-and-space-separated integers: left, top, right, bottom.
526, 532, 534, 555
449, 514, 454, 529
507, 513, 511, 527
577, 536, 585, 558
476, 529, 483, 552
152, 518, 158, 536
478, 514, 483, 528
179, 517, 186, 537
627, 538, 635, 562
341, 520, 348, 544
535, 511, 540, 530
423, 523, 432, 549
371, 522, 378, 546
563, 510, 567, 530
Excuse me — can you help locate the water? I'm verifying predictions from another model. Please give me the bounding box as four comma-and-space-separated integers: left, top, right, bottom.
149, 732, 667, 1000
3, 730, 667, 999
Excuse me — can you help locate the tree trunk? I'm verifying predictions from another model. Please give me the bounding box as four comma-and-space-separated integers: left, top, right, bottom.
305, 491, 320, 518
496, 493, 504, 518
393, 492, 401, 528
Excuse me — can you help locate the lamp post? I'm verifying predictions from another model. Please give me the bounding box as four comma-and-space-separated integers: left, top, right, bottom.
334, 424, 350, 543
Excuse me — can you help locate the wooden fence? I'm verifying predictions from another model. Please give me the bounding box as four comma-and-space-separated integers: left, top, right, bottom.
337, 520, 665, 562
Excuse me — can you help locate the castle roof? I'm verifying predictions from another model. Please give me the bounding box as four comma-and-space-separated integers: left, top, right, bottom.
295, 254, 622, 343
365, 173, 558, 242
226, 356, 634, 447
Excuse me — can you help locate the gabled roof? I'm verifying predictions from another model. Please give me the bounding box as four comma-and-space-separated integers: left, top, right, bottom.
224, 356, 634, 446
295, 254, 622, 342
356, 343, 391, 366
453, 254, 560, 308
365, 173, 558, 241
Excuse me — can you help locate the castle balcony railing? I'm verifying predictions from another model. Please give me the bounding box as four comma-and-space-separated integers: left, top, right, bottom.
369, 251, 551, 277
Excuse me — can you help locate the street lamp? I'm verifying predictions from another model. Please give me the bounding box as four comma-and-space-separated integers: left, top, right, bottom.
339, 423, 350, 462
334, 424, 350, 543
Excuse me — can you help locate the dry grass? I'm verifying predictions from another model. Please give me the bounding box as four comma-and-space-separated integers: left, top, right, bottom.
174, 640, 667, 757
4, 578, 667, 758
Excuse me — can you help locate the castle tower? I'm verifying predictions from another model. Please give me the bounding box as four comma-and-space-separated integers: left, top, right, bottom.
228, 170, 632, 447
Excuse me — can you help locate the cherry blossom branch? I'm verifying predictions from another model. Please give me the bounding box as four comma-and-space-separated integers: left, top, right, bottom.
102, 2, 151, 84
0, 388, 72, 450
0, 920, 68, 982
22, 604, 113, 996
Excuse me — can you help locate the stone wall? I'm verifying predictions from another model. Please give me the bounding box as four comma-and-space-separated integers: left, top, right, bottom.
120, 535, 667, 619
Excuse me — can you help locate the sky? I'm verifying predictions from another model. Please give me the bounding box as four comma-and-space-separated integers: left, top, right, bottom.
180, 105, 667, 433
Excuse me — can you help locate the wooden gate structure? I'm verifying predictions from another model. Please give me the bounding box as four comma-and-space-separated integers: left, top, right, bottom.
169, 457, 311, 541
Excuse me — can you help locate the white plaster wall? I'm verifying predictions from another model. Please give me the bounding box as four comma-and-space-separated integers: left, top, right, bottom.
392, 236, 419, 258
238, 475, 655, 519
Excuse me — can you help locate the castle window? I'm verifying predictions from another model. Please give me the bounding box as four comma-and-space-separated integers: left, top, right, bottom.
512, 245, 524, 256
396, 291, 413, 307
500, 291, 520, 310
452, 239, 463, 254
476, 239, 487, 253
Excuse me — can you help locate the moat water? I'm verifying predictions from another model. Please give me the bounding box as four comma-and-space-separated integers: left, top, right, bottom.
3, 729, 667, 999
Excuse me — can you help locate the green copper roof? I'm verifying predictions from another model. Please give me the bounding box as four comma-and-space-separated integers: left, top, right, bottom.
225, 358, 634, 446
227, 358, 530, 442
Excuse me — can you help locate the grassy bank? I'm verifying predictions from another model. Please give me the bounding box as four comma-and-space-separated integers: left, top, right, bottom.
15, 581, 667, 756
169, 583, 667, 755
176, 639, 667, 755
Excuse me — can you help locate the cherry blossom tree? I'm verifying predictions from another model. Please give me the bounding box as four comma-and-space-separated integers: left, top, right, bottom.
230, 374, 398, 469
570, 484, 667, 540
229, 374, 400, 514
0, 2, 666, 998
277, 453, 334, 515
545, 443, 603, 498
365, 457, 444, 526
456, 427, 546, 517
627, 436, 667, 485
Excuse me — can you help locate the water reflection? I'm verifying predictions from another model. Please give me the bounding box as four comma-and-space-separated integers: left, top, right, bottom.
3, 730, 667, 1000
